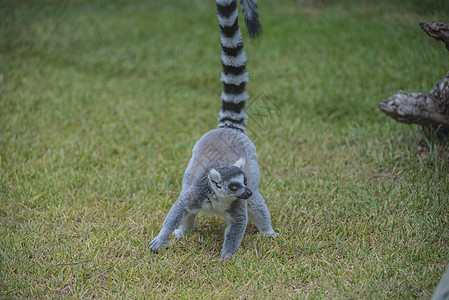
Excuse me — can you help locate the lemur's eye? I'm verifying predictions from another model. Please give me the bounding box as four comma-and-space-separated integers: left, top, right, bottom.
244, 180, 247, 186
229, 183, 240, 191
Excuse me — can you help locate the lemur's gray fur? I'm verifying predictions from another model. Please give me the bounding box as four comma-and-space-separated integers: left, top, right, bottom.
149, 0, 278, 259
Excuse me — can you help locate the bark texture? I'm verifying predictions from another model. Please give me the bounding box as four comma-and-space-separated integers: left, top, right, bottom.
378, 22, 449, 132
379, 73, 449, 130
420, 22, 449, 51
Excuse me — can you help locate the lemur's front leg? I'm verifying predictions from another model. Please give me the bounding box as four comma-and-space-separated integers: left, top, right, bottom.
221, 199, 248, 259
149, 192, 191, 253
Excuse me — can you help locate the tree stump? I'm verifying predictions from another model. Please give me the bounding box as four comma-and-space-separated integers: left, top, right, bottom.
420, 22, 449, 51
378, 22, 449, 134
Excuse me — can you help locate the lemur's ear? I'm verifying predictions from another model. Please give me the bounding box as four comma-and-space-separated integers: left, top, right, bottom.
208, 168, 222, 183
234, 157, 246, 170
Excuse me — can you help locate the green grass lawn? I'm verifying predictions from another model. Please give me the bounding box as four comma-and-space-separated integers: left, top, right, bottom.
1, 0, 448, 298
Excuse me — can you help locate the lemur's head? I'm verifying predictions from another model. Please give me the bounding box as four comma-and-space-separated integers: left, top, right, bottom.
208, 158, 252, 200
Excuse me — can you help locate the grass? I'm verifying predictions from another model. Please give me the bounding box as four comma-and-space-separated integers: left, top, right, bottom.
1, 0, 449, 298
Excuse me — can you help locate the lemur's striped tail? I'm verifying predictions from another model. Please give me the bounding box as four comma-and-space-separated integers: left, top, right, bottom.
216, 0, 261, 133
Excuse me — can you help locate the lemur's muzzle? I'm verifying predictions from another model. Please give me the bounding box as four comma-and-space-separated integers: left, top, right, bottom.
238, 187, 252, 199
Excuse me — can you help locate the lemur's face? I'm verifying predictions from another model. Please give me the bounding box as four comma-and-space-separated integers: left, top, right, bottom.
208, 158, 252, 200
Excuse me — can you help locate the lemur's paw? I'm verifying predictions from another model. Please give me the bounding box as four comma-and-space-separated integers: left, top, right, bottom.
149, 237, 169, 254
260, 230, 280, 237
173, 228, 184, 240
220, 252, 235, 260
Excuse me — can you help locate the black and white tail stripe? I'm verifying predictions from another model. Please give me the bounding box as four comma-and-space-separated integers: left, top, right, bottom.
216, 0, 261, 133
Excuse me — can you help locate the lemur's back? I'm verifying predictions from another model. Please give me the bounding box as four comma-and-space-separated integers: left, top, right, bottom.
184, 128, 259, 190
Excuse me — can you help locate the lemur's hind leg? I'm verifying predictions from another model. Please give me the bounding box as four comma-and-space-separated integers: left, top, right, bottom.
173, 211, 197, 239
247, 190, 279, 237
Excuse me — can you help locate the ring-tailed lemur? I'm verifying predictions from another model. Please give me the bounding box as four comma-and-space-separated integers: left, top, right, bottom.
149, 0, 278, 259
